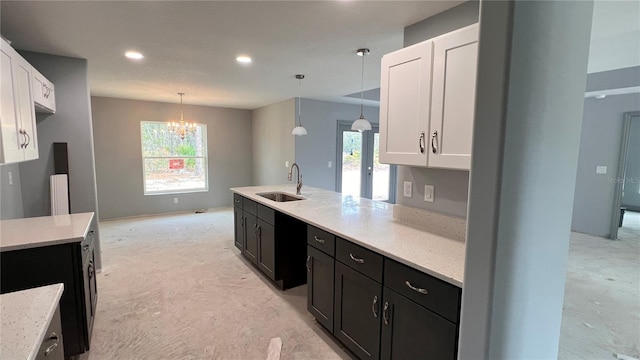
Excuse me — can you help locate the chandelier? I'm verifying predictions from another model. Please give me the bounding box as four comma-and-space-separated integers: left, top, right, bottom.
168, 93, 195, 140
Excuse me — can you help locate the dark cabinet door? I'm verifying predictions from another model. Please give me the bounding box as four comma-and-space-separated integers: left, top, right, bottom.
243, 212, 258, 265
307, 245, 334, 332
381, 288, 457, 360
257, 219, 275, 281
233, 206, 244, 250
334, 261, 382, 360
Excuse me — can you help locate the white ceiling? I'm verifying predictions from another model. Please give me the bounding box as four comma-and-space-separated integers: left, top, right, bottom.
1, 1, 637, 110
0, 0, 462, 109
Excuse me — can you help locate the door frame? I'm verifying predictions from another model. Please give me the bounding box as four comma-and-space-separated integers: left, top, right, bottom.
335, 120, 397, 203
609, 111, 640, 239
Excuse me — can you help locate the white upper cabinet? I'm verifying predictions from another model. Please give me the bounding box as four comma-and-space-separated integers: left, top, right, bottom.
379, 23, 479, 170
32, 67, 56, 113
1, 38, 39, 164
379, 40, 433, 166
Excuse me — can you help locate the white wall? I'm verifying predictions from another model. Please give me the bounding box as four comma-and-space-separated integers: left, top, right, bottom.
92, 96, 253, 220
251, 99, 295, 186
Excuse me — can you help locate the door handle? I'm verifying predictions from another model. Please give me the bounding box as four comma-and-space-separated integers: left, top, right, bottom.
431, 130, 438, 154
313, 236, 325, 244
372, 295, 379, 318
383, 301, 390, 325
349, 253, 365, 264
306, 255, 311, 272
419, 132, 425, 153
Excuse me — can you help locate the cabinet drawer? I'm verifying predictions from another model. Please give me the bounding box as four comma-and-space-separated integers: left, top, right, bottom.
243, 198, 257, 216
257, 204, 274, 225
36, 305, 64, 360
307, 225, 335, 256
233, 193, 243, 207
384, 258, 461, 323
336, 238, 383, 283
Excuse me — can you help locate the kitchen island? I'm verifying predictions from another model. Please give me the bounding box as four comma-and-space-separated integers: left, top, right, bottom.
231, 184, 465, 287
231, 185, 466, 360
0, 212, 98, 358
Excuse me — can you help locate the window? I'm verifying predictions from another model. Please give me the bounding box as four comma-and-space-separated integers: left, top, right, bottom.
140, 121, 208, 195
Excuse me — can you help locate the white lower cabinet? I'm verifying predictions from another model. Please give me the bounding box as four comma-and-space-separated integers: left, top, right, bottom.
1, 38, 39, 164
379, 23, 479, 170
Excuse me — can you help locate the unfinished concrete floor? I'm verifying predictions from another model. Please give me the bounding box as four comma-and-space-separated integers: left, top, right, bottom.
82, 208, 638, 359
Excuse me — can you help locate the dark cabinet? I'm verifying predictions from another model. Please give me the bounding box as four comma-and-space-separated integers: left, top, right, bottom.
1, 230, 97, 359
334, 261, 382, 360
257, 218, 275, 281
233, 205, 244, 250
306, 245, 334, 332
381, 288, 457, 360
232, 194, 307, 290
243, 212, 258, 265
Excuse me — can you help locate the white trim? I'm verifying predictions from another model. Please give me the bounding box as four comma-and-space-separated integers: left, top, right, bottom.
584, 86, 640, 98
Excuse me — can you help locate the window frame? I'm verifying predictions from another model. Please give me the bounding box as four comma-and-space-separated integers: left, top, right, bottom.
140, 121, 209, 196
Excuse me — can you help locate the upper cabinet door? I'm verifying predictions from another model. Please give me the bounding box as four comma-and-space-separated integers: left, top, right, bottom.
379, 41, 433, 166
32, 67, 56, 114
428, 24, 479, 170
13, 54, 38, 161
0, 42, 24, 164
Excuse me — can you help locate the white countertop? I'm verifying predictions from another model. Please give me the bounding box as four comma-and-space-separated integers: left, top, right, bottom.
0, 212, 94, 252
0, 284, 64, 360
231, 185, 465, 287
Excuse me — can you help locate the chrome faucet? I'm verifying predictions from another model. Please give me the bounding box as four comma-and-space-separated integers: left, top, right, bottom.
288, 162, 303, 195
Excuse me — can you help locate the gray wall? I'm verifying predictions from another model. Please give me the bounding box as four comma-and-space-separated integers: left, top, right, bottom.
572, 92, 640, 236
396, 0, 478, 218
586, 65, 640, 92
459, 1, 593, 358
0, 163, 24, 219
404, 0, 479, 47
91, 96, 252, 220
621, 116, 640, 210
294, 98, 379, 191
251, 99, 295, 186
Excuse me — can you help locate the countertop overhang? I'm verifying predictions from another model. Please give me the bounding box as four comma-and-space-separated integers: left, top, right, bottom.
231, 185, 464, 287
0, 212, 94, 252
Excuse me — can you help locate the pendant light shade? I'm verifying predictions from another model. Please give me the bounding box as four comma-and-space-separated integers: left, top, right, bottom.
292, 74, 307, 136
352, 48, 372, 132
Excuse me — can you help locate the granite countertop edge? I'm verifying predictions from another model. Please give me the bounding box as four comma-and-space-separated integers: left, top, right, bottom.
0, 212, 94, 252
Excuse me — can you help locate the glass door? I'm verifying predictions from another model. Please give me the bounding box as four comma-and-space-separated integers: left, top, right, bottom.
337, 122, 396, 202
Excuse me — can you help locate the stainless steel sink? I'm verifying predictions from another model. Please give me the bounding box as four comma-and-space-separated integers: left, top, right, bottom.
256, 192, 305, 202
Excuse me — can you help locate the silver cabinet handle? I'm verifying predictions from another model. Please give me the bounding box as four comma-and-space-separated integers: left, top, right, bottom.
314, 236, 325, 244
419, 132, 425, 153
405, 280, 429, 295
240, 217, 244, 226
349, 253, 365, 264
44, 332, 59, 356
83, 244, 90, 252
431, 130, 438, 154
306, 255, 311, 272
372, 295, 378, 318
383, 301, 390, 325
24, 131, 30, 148
19, 129, 27, 148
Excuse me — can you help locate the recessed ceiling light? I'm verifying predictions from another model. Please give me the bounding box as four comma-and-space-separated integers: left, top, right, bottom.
236, 56, 252, 64
125, 51, 144, 60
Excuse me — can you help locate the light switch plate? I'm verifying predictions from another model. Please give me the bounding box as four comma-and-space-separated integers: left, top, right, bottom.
328, 161, 332, 168
596, 166, 607, 174
285, 161, 290, 168
8, 171, 12, 185
403, 181, 412, 197
173, 197, 179, 204
424, 185, 434, 202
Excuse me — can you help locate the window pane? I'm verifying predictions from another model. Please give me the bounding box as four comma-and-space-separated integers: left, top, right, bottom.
144, 157, 207, 194
372, 133, 390, 201
141, 121, 208, 195
342, 131, 362, 197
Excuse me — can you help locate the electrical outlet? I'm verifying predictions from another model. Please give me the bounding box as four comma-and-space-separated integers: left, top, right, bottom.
8, 171, 12, 185
285, 161, 290, 168
173, 197, 179, 204
424, 185, 434, 202
328, 161, 332, 168
596, 166, 607, 174
403, 181, 412, 197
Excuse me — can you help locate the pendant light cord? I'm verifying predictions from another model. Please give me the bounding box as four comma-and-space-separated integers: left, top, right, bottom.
360, 52, 365, 117
298, 78, 302, 126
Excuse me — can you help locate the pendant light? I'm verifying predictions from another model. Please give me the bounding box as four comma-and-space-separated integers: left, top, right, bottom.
351, 48, 372, 132
168, 93, 195, 140
292, 74, 308, 136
